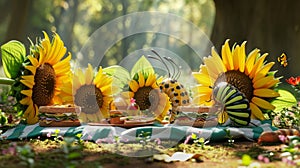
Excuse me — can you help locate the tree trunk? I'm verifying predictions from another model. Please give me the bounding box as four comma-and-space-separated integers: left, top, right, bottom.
5, 0, 31, 43
211, 0, 300, 78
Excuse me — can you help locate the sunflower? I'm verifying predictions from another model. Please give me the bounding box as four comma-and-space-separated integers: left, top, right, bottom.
19, 32, 72, 124
65, 64, 114, 122
121, 71, 171, 122
192, 39, 280, 121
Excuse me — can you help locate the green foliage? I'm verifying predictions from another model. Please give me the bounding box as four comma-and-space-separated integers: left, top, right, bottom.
1, 40, 26, 79
130, 56, 154, 78
17, 144, 35, 168
224, 128, 234, 147
271, 89, 297, 113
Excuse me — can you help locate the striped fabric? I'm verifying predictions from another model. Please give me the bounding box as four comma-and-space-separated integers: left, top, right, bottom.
0, 120, 277, 142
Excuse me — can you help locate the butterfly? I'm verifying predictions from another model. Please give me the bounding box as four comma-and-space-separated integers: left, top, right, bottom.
277, 53, 288, 67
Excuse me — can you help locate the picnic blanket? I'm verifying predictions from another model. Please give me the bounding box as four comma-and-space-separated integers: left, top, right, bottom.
0, 119, 277, 143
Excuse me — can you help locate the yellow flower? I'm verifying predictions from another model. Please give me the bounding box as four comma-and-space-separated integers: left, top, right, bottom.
62, 64, 114, 123
19, 32, 72, 124
122, 71, 171, 122
192, 39, 280, 121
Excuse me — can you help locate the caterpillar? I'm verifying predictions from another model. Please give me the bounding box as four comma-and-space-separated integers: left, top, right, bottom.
212, 82, 251, 126
149, 50, 190, 123
257, 129, 300, 145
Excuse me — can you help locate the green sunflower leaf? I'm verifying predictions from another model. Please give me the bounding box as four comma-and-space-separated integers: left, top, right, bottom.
1, 40, 26, 79
271, 89, 297, 113
130, 56, 154, 78
103, 65, 130, 88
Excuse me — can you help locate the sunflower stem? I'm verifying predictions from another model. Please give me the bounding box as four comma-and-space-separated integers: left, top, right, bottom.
0, 77, 15, 85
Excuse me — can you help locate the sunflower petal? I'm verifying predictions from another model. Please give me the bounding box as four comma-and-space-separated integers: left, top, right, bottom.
245, 49, 260, 75
221, 39, 234, 70
27, 56, 39, 67
129, 80, 139, 92
232, 45, 240, 70
203, 56, 219, 79
253, 88, 280, 98
252, 97, 275, 110
252, 62, 275, 82
20, 97, 32, 105
20, 76, 35, 88
238, 41, 247, 72
138, 72, 145, 87
250, 102, 266, 120
253, 76, 275, 89
249, 53, 268, 79
85, 64, 94, 85
145, 73, 156, 86
21, 90, 33, 97
211, 47, 227, 73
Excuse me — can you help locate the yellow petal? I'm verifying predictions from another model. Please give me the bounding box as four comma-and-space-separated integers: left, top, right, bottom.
138, 72, 145, 87
27, 56, 39, 67
253, 62, 275, 82
145, 73, 156, 86
252, 97, 275, 110
211, 47, 227, 73
221, 39, 233, 70
192, 73, 212, 87
232, 45, 240, 70
25, 66, 37, 75
253, 89, 280, 98
245, 49, 260, 75
53, 54, 71, 70
249, 53, 268, 79
129, 80, 139, 92
263, 78, 280, 88
100, 85, 112, 95
20, 97, 32, 105
85, 64, 94, 85
191, 85, 212, 95
253, 76, 276, 89
20, 76, 35, 88
203, 56, 219, 80
21, 90, 33, 97
238, 41, 247, 72
250, 102, 266, 120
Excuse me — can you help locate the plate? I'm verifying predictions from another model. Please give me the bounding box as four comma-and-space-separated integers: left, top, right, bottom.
87, 122, 154, 128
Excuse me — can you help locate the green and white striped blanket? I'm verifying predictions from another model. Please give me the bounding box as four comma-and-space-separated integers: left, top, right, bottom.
1, 120, 277, 142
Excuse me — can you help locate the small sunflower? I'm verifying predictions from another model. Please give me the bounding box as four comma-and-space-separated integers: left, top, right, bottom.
122, 71, 171, 122
64, 64, 114, 122
19, 32, 72, 124
192, 39, 280, 121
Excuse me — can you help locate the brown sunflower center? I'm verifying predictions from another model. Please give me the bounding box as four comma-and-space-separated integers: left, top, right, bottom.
32, 63, 56, 106
74, 84, 103, 114
134, 86, 159, 111
214, 70, 253, 101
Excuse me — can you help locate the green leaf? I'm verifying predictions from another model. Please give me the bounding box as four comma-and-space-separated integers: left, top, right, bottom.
271, 89, 297, 113
103, 65, 130, 88
1, 40, 26, 79
0, 77, 14, 85
130, 56, 154, 78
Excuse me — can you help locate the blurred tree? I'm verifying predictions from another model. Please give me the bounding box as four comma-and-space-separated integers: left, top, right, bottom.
211, 0, 300, 78
5, 0, 31, 43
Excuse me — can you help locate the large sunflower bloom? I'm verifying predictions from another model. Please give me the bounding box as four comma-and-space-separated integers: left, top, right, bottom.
19, 32, 72, 124
69, 64, 114, 122
192, 39, 280, 120
122, 71, 171, 122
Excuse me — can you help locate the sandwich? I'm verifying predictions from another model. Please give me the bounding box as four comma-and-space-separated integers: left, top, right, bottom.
38, 105, 81, 127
